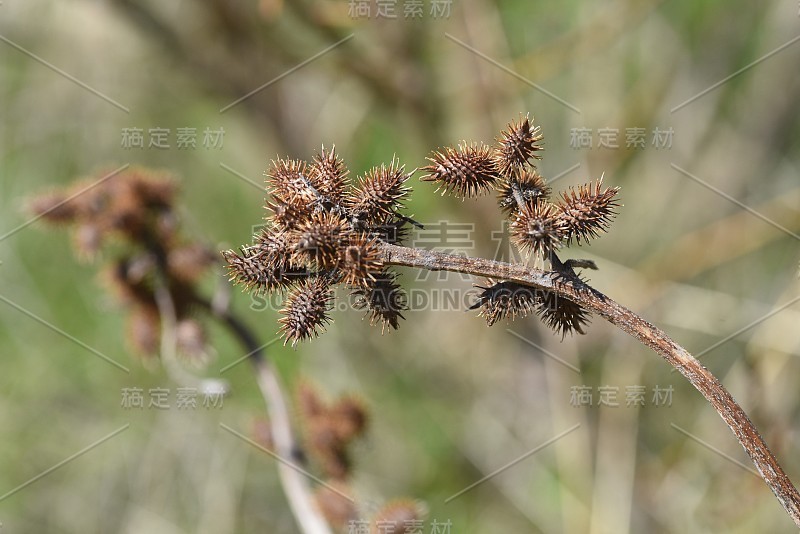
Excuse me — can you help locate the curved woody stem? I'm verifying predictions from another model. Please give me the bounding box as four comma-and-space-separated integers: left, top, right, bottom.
379, 242, 800, 528
195, 296, 333, 534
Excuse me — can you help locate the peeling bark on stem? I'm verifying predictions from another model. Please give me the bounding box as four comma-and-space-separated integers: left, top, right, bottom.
379, 242, 800, 528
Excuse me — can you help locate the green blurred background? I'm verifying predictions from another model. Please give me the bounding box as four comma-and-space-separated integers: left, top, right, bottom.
2, 0, 800, 532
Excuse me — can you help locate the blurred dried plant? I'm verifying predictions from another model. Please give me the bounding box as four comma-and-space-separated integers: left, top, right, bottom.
29, 167, 216, 362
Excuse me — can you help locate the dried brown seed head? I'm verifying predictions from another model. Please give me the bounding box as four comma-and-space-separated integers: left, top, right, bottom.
352, 271, 407, 333
309, 145, 348, 204
278, 277, 334, 346
420, 142, 499, 198
346, 159, 411, 225
254, 226, 298, 270
497, 169, 551, 215
471, 280, 540, 326
510, 200, 567, 257
337, 233, 383, 286
265, 158, 319, 206
224, 115, 617, 343
537, 290, 591, 338
31, 168, 219, 368
494, 114, 543, 175
291, 211, 349, 269
264, 197, 308, 231
295, 382, 369, 479
29, 167, 180, 255
557, 177, 620, 245
222, 246, 305, 293
223, 227, 308, 293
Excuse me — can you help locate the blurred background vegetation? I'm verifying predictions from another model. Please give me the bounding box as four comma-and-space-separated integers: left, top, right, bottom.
1, 0, 800, 532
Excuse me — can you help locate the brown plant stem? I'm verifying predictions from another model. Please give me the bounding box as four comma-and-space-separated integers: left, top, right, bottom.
378, 242, 800, 528
194, 296, 333, 534
153, 282, 222, 391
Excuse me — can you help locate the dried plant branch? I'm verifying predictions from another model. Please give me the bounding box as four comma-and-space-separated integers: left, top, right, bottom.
378, 242, 800, 528
153, 281, 226, 392
153, 280, 193, 386
222, 115, 800, 527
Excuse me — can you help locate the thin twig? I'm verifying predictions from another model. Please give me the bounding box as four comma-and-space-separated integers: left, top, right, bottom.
195, 296, 332, 534
153, 282, 204, 388
378, 242, 800, 528
153, 282, 231, 400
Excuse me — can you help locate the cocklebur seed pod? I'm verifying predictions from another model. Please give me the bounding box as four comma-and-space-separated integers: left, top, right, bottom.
346, 159, 411, 225
557, 177, 620, 245
420, 142, 499, 198
497, 169, 551, 215
278, 277, 335, 346
494, 114, 543, 175
510, 200, 567, 257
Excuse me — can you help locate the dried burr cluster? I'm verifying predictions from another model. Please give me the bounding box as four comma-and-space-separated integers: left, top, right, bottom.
30, 168, 216, 359
421, 116, 620, 335
225, 115, 620, 344
223, 148, 413, 346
